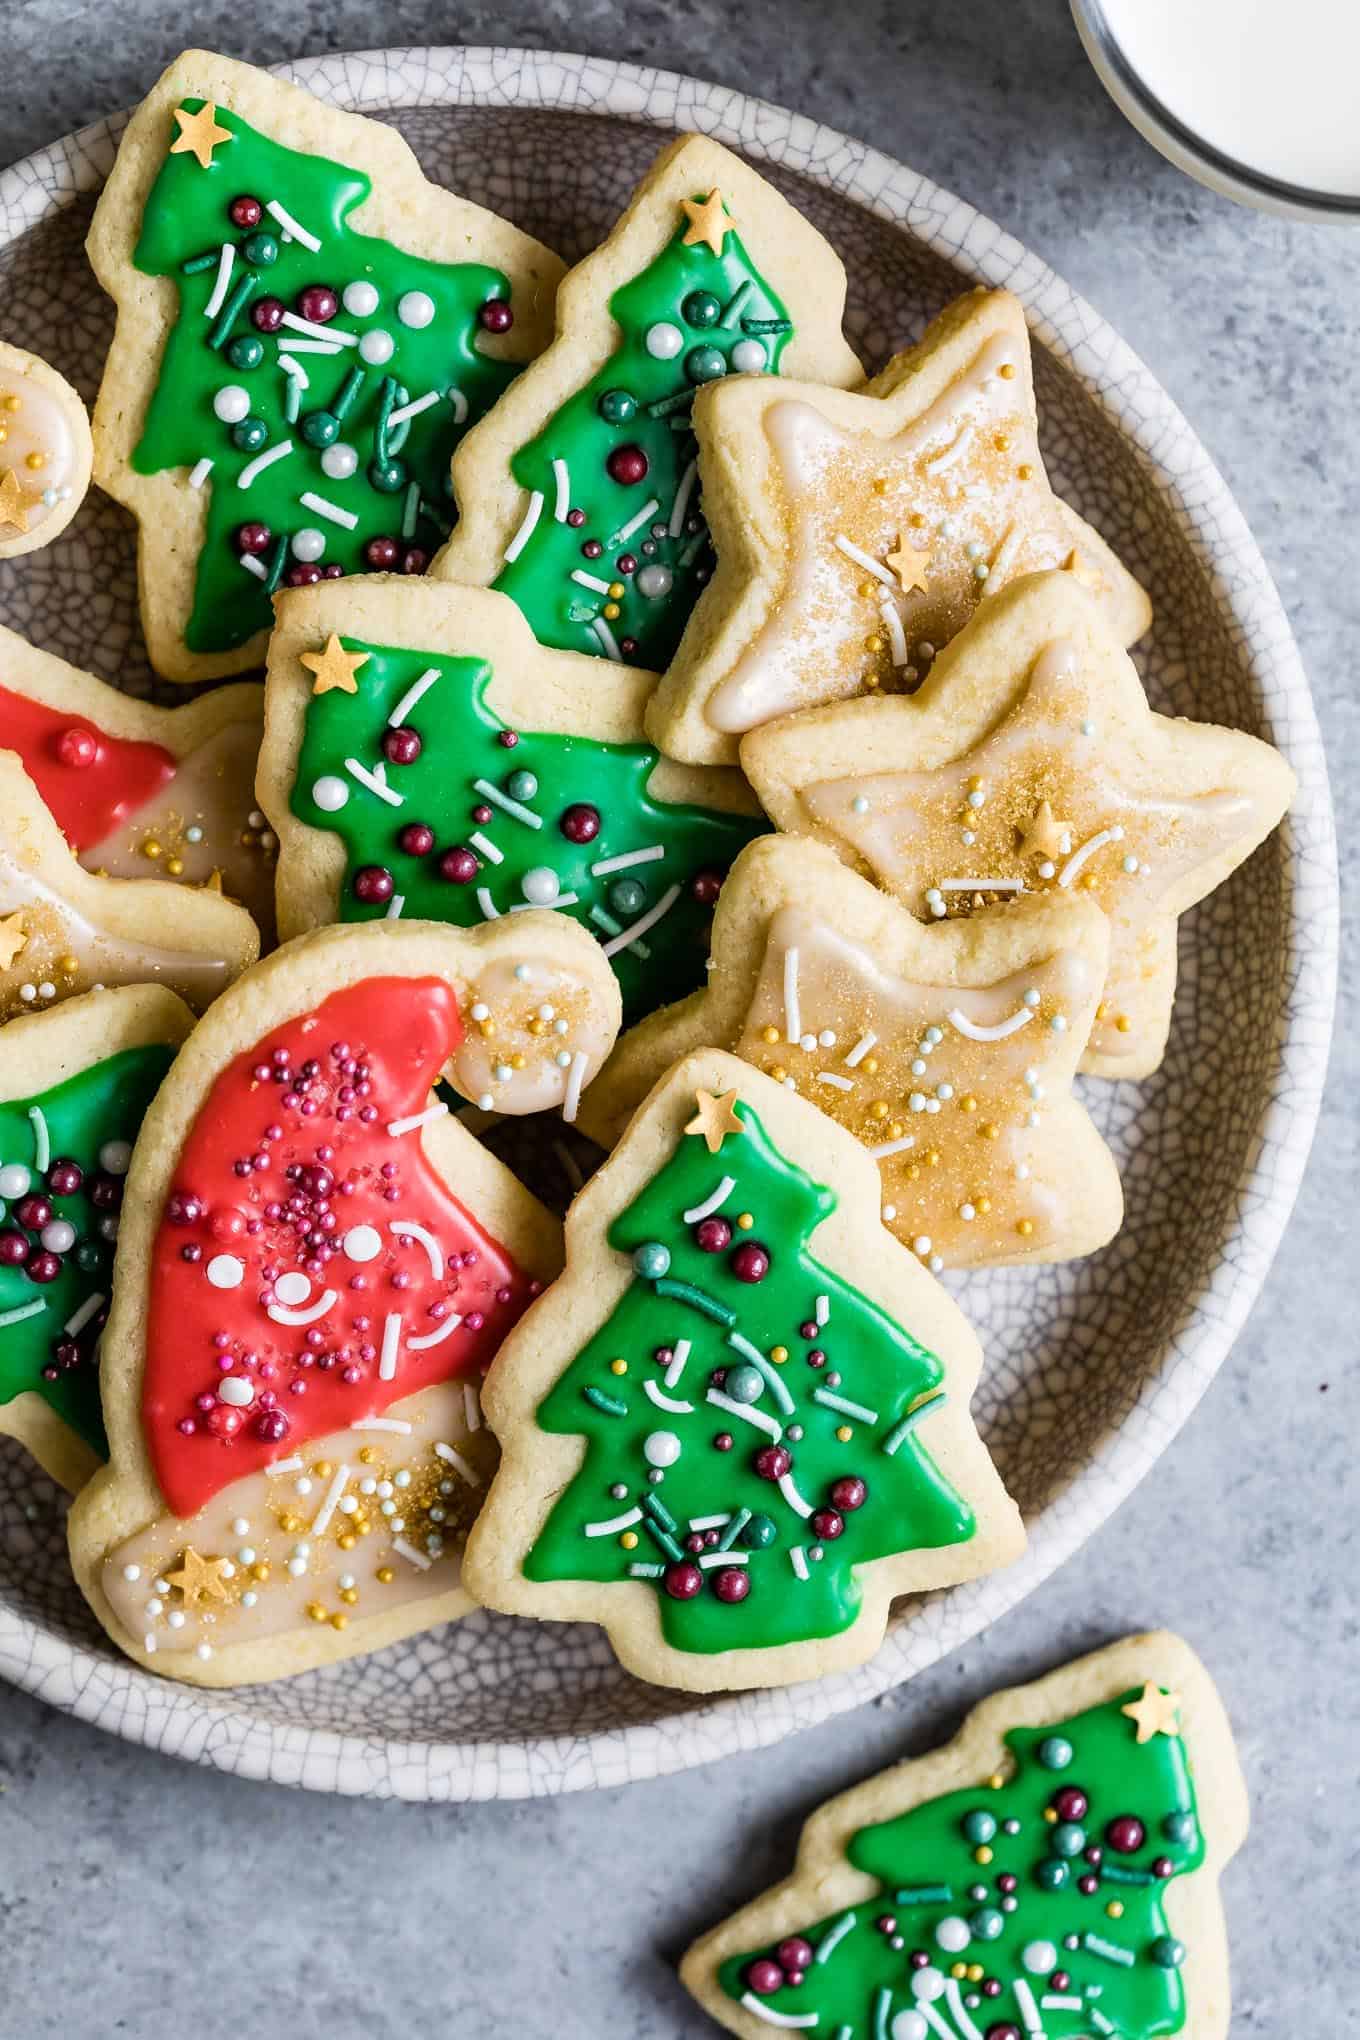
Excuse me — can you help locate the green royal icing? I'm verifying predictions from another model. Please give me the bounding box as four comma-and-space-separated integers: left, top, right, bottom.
522, 1098, 973, 1653
0, 1046, 175, 1456
719, 1689, 1205, 2038
132, 101, 517, 654
492, 203, 792, 669
290, 638, 766, 1025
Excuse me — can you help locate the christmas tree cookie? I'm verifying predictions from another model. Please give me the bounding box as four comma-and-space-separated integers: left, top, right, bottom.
430, 133, 862, 675
65, 913, 622, 1684
463, 1051, 1023, 1691
86, 49, 564, 682
683, 1631, 1248, 2040
579, 836, 1120, 1271
260, 576, 767, 1027
743, 573, 1296, 1078
0, 751, 259, 1024
0, 986, 193, 1491
646, 289, 1151, 765
0, 341, 92, 557
0, 622, 274, 937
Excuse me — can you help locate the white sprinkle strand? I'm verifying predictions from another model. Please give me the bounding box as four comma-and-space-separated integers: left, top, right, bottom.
815, 1293, 830, 1327
570, 568, 614, 595
682, 1176, 736, 1224
1013, 1979, 1044, 2034
236, 438, 294, 488
265, 199, 321, 252
583, 1506, 643, 1537
434, 1440, 481, 1486
309, 1462, 350, 1537
777, 1469, 815, 1519
472, 777, 542, 829
279, 311, 355, 346
378, 1312, 402, 1381
388, 667, 441, 727
277, 350, 310, 389
938, 876, 1025, 892
63, 1291, 105, 1337
601, 883, 681, 958
925, 422, 976, 473
834, 533, 896, 585
783, 945, 802, 1044
816, 1071, 855, 1092
299, 490, 359, 530
844, 1032, 878, 1067
611, 495, 661, 545
352, 1417, 413, 1434
388, 1220, 443, 1279
393, 1538, 433, 1571
738, 1996, 816, 2031
643, 1379, 695, 1414
561, 1051, 589, 1124
591, 617, 623, 661
188, 457, 214, 489
591, 845, 665, 877
27, 1107, 50, 1171
385, 895, 405, 920
1059, 824, 1125, 888
202, 241, 236, 320
879, 594, 910, 665
664, 1339, 692, 1389
240, 553, 267, 579
668, 459, 698, 538
551, 456, 571, 522
386, 1101, 448, 1139
468, 831, 503, 864
476, 887, 500, 920
386, 389, 442, 429
503, 489, 544, 562
463, 1383, 481, 1433
949, 1004, 1036, 1042
789, 1547, 810, 1581
705, 1387, 782, 1438
407, 1311, 463, 1351
345, 758, 404, 808
869, 1134, 917, 1160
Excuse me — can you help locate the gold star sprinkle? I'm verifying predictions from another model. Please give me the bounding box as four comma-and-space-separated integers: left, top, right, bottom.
0, 913, 27, 970
1019, 799, 1071, 861
170, 101, 234, 170
1122, 1681, 1183, 1743
886, 536, 932, 596
684, 1088, 745, 1153
680, 189, 734, 257
201, 869, 224, 893
1064, 547, 1107, 594
165, 1546, 232, 1610
0, 467, 34, 533
301, 633, 369, 698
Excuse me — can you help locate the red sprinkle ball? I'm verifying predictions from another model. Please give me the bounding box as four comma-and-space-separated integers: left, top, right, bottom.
606, 444, 649, 486
251, 296, 286, 333
364, 536, 400, 570
439, 846, 480, 884
397, 822, 435, 858
382, 726, 423, 766
690, 868, 724, 906
694, 1215, 732, 1254
477, 297, 514, 333
235, 521, 272, 555
662, 1560, 703, 1600
754, 1444, 791, 1482
730, 1240, 770, 1284
830, 1475, 867, 1512
559, 803, 601, 844
229, 195, 263, 229
352, 865, 395, 905
296, 284, 337, 324
56, 725, 99, 770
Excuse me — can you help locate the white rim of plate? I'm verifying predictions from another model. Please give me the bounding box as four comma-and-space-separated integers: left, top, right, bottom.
0, 45, 1338, 1801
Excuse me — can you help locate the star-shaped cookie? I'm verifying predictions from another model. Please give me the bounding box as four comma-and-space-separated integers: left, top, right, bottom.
740, 573, 1296, 1079
646, 288, 1152, 764
579, 834, 1121, 1270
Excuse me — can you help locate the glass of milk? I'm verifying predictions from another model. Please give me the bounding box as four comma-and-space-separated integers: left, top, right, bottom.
1071, 0, 1360, 219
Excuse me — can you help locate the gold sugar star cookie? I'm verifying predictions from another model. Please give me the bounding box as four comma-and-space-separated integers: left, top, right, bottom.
684, 1087, 745, 1153
165, 1545, 232, 1609
170, 101, 234, 169
0, 467, 35, 534
1122, 1681, 1184, 1742
0, 913, 28, 970
581, 835, 1120, 1269
741, 572, 1295, 1079
645, 289, 1152, 765
680, 187, 733, 256
301, 634, 369, 698
1019, 799, 1071, 862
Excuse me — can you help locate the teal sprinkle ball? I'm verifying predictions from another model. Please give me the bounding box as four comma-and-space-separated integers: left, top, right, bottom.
633, 1241, 671, 1280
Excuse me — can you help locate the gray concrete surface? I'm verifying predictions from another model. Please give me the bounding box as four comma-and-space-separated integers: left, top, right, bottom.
1, 3, 1355, 2033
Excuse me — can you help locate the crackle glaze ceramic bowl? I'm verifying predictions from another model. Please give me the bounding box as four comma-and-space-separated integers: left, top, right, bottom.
0, 46, 1336, 1799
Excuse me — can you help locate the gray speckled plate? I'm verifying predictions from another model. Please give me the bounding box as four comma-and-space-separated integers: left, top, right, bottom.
0, 47, 1337, 1800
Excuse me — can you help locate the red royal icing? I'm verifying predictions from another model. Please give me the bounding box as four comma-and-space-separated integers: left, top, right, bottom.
0, 683, 177, 849
144, 977, 533, 1518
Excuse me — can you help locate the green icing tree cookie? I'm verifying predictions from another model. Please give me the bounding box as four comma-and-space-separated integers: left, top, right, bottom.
130, 101, 517, 654
289, 635, 766, 1026
492, 194, 792, 670
0, 1045, 175, 1457
719, 1687, 1206, 2039
520, 1089, 973, 1655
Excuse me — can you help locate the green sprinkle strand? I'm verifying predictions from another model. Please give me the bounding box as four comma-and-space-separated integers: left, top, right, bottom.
207, 271, 256, 351
181, 247, 222, 275
894, 1883, 952, 1905
583, 1385, 628, 1417
261, 531, 289, 596
645, 387, 695, 420
815, 1912, 857, 1963
873, 1986, 891, 2040
881, 1391, 948, 1456
332, 365, 367, 422
650, 1276, 735, 1327
1101, 1863, 1155, 1885
741, 316, 792, 334
717, 1507, 751, 1552
1082, 1932, 1135, 1968
642, 1517, 684, 1562
720, 280, 753, 327
642, 1491, 678, 1533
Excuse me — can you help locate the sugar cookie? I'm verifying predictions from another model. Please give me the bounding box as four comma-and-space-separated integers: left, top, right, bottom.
464, 1051, 1023, 1692
0, 623, 274, 937
87, 48, 564, 681
0, 341, 92, 557
65, 916, 614, 1684
430, 132, 862, 675
579, 836, 1120, 1270
260, 574, 766, 1027
742, 573, 1295, 1077
647, 289, 1151, 764
0, 986, 193, 1491
683, 1630, 1247, 2040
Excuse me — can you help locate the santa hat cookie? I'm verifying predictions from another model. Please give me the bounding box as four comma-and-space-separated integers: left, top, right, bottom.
67, 914, 620, 1684
645, 288, 1151, 765
0, 986, 194, 1493
0, 623, 274, 937
579, 835, 1121, 1272
743, 572, 1295, 1078
683, 1631, 1248, 2040
86, 48, 564, 682
464, 1050, 1023, 1693
259, 575, 767, 1027
430, 132, 863, 678
0, 342, 92, 558
0, 750, 259, 1023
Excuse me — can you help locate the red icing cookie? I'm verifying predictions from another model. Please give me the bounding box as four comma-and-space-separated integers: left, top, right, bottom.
0, 683, 176, 848
146, 978, 533, 1518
